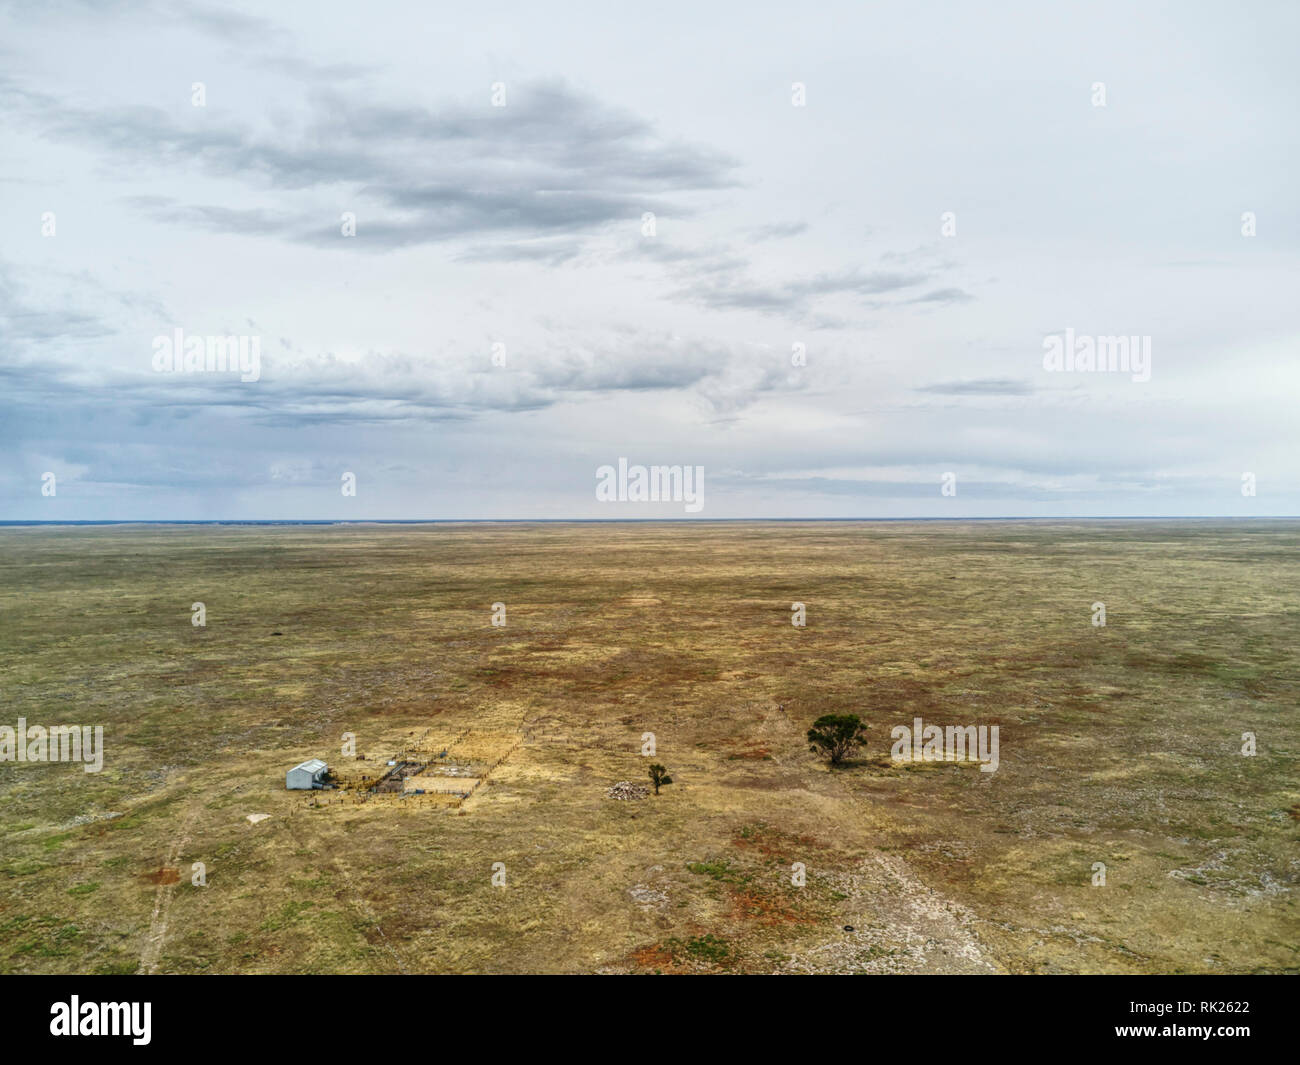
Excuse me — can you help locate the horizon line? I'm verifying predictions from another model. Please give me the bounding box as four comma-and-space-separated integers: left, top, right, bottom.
3, 516, 1298, 527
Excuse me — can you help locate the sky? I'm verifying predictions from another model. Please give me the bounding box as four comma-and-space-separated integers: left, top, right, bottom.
1, 0, 1297, 520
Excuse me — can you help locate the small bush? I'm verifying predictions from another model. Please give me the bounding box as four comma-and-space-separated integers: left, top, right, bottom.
807, 713, 867, 765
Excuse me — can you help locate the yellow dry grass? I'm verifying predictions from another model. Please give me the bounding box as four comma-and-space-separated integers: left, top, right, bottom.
0, 521, 1296, 974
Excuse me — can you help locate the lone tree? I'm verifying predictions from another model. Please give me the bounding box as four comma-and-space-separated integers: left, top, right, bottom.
648, 763, 673, 795
807, 713, 867, 766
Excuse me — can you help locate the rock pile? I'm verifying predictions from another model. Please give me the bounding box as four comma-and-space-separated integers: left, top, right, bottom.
606, 780, 650, 800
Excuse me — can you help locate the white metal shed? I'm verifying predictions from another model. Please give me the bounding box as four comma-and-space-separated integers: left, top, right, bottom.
286, 758, 328, 790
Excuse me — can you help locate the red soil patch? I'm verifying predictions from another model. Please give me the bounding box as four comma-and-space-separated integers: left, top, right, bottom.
726, 744, 772, 761
732, 825, 823, 860
630, 945, 677, 970
141, 867, 180, 885
729, 888, 810, 926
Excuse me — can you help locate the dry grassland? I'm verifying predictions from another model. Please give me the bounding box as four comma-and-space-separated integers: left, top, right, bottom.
0, 521, 1296, 973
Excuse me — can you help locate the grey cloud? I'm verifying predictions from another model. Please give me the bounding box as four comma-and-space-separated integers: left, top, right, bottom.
121, 198, 299, 238
0, 327, 789, 433
748, 221, 808, 241
0, 261, 120, 347
532, 351, 713, 393
907, 287, 975, 305
674, 268, 930, 316
456, 237, 588, 266
916, 378, 1034, 396
7, 78, 738, 252
15, 1, 375, 81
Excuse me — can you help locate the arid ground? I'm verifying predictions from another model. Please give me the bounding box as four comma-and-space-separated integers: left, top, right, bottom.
1, 521, 1296, 974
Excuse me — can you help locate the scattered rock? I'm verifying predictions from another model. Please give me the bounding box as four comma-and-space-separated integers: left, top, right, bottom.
629, 884, 669, 910
606, 781, 650, 801
246, 813, 271, 824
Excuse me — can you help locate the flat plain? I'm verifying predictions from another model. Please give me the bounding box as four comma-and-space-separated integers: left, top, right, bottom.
1, 520, 1296, 974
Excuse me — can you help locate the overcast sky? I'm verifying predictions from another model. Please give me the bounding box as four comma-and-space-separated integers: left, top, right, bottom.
2, 0, 1297, 519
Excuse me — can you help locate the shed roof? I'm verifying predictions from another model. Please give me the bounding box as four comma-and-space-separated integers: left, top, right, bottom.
291, 759, 328, 774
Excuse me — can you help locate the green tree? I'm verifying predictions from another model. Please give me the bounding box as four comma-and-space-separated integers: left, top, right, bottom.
648, 763, 673, 795
807, 714, 867, 766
